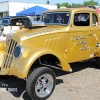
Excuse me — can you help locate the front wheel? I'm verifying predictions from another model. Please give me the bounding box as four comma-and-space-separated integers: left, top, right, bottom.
26, 67, 56, 100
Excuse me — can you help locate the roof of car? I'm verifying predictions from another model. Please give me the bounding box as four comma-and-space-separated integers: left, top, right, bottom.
43, 8, 97, 13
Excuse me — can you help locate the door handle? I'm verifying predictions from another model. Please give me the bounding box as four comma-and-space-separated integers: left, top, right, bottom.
89, 32, 93, 36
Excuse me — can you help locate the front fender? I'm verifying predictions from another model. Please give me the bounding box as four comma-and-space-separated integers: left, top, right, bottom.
0, 41, 6, 67
0, 41, 6, 52
10, 48, 71, 79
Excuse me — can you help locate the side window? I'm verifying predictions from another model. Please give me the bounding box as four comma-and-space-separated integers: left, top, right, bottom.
92, 14, 98, 26
74, 13, 90, 26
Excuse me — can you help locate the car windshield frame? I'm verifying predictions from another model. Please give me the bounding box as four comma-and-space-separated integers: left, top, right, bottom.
42, 12, 71, 26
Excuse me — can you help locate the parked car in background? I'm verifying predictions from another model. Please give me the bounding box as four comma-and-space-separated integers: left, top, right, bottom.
0, 16, 30, 39
1, 18, 10, 26
0, 18, 2, 25
0, 16, 13, 26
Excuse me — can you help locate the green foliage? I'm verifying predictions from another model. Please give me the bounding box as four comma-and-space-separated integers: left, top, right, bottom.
56, 3, 60, 8
83, 0, 98, 6
71, 3, 83, 8
56, 0, 99, 8
60, 2, 69, 8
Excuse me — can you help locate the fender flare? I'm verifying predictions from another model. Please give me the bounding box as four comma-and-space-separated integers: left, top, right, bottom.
15, 48, 71, 78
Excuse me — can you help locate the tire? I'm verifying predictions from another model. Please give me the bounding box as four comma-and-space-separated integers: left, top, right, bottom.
26, 67, 56, 100
95, 57, 100, 66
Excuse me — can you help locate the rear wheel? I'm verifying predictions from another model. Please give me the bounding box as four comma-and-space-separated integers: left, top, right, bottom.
26, 67, 56, 100
95, 57, 100, 66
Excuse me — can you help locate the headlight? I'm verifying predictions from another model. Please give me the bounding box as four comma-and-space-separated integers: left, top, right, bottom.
14, 45, 23, 59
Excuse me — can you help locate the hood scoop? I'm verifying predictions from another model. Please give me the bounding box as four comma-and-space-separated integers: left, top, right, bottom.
24, 17, 45, 29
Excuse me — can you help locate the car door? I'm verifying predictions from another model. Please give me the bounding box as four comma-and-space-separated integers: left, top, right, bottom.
64, 12, 93, 63
90, 12, 100, 56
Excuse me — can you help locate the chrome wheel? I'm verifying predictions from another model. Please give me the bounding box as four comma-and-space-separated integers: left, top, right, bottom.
35, 74, 54, 98
26, 67, 56, 100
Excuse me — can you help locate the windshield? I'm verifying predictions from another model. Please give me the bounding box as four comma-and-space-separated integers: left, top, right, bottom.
42, 12, 70, 25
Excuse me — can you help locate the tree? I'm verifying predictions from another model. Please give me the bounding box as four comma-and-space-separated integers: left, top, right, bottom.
55, 0, 99, 8
60, 2, 69, 8
56, 3, 61, 8
71, 3, 83, 7
83, 0, 99, 6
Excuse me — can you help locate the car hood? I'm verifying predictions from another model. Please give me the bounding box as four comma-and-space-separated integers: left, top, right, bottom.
12, 25, 68, 41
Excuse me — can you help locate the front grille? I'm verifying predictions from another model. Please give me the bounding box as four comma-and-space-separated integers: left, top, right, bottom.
3, 39, 17, 68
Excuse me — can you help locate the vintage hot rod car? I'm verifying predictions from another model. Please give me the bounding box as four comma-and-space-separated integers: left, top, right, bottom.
1, 8, 100, 100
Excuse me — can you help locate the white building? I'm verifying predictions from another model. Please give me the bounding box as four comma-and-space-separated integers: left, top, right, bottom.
0, 1, 57, 18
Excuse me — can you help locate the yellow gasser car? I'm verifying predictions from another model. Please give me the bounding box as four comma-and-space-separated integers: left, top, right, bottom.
1, 8, 100, 100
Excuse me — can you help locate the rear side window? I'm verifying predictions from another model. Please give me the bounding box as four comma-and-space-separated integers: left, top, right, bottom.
74, 13, 90, 26
92, 14, 98, 26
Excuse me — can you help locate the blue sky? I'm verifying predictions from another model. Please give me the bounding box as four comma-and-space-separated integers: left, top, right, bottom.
0, 0, 91, 4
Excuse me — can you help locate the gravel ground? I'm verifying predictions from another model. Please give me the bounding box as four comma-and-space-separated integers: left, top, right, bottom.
0, 60, 100, 100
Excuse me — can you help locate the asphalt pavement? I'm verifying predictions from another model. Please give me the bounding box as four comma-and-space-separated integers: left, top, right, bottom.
0, 60, 100, 100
